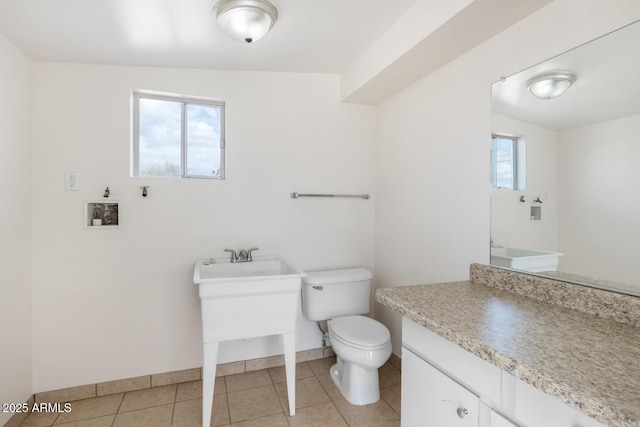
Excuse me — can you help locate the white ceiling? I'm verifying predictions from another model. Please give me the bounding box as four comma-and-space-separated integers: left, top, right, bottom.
492, 20, 640, 131
0, 0, 419, 73
1, 0, 558, 105
4, 0, 634, 125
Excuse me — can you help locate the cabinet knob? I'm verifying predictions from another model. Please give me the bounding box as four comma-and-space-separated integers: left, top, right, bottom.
457, 407, 468, 419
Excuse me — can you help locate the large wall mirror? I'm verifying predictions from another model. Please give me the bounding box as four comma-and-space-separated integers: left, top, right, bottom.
490, 20, 640, 296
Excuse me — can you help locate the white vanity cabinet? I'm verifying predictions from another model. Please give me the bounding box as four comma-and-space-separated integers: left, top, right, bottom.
401, 317, 606, 427
402, 348, 480, 426
490, 411, 517, 427
512, 379, 605, 427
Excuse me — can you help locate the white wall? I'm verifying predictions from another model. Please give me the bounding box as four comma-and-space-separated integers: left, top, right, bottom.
558, 113, 640, 285
7, 0, 640, 397
0, 33, 32, 424
491, 114, 558, 252
30, 63, 376, 392
373, 0, 640, 356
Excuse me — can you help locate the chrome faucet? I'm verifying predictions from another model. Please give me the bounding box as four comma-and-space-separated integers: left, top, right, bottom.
224, 247, 259, 263
237, 249, 249, 262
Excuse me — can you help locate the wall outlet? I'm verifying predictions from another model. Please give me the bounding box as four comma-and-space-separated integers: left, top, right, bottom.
64, 171, 79, 191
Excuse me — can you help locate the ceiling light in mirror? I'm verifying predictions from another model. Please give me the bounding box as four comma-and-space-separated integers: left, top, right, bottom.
526, 72, 577, 99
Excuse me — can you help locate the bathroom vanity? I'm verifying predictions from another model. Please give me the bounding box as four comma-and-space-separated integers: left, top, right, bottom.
376, 264, 640, 427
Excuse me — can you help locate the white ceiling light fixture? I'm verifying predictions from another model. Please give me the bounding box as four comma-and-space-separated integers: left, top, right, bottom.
213, 0, 278, 44
526, 72, 577, 99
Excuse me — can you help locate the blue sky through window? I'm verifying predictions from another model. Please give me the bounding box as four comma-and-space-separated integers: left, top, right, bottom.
186, 104, 222, 177
137, 96, 223, 178
139, 98, 181, 176
493, 137, 515, 189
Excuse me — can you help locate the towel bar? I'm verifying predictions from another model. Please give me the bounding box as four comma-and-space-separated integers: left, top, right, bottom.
290, 192, 370, 200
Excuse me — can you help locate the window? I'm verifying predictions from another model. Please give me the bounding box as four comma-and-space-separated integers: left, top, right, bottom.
491, 135, 525, 190
132, 92, 225, 179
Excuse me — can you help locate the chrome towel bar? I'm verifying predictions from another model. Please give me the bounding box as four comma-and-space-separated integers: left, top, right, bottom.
290, 192, 370, 200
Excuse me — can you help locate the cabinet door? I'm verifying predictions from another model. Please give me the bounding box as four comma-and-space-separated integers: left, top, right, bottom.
491, 410, 518, 427
514, 379, 606, 427
402, 347, 479, 427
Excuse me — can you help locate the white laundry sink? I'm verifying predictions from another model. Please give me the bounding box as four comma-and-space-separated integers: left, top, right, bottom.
193, 255, 306, 426
194, 255, 304, 280
193, 255, 306, 341
491, 247, 563, 272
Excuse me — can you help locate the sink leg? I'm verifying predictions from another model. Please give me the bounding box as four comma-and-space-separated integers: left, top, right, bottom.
202, 342, 219, 427
283, 332, 296, 416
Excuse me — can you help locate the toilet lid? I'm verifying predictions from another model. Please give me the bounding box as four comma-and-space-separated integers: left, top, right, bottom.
329, 315, 390, 348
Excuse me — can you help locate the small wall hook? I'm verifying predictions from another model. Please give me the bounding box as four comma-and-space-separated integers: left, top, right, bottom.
533, 196, 543, 203
103, 187, 110, 198
519, 195, 526, 203
140, 186, 149, 197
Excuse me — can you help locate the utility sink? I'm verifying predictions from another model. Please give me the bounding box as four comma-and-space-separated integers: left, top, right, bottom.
193, 255, 306, 426
491, 247, 563, 272
193, 256, 306, 341
195, 255, 304, 286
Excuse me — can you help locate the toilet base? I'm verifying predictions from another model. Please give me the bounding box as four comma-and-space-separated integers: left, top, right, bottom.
330, 356, 381, 406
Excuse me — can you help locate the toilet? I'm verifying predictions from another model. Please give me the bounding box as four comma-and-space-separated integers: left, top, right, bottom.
301, 268, 392, 406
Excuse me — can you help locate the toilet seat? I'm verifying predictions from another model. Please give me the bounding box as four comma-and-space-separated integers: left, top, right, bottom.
329, 315, 391, 350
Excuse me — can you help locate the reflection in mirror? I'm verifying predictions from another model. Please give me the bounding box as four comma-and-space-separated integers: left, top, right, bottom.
490, 20, 640, 296
491, 135, 526, 191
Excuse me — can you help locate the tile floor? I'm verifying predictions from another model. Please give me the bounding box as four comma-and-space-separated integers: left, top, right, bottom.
19, 357, 401, 427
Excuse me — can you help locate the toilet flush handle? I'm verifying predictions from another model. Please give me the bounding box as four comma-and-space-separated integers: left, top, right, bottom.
312, 286, 324, 291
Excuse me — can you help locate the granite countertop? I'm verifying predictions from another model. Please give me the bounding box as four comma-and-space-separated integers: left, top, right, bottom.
376, 278, 640, 426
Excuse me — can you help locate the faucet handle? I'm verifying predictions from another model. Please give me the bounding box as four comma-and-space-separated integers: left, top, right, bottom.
246, 248, 259, 261
224, 249, 238, 262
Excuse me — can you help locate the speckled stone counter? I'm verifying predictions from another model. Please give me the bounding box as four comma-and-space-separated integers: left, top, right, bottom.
376, 265, 640, 426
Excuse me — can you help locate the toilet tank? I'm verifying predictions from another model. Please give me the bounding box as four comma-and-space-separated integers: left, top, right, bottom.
301, 268, 372, 321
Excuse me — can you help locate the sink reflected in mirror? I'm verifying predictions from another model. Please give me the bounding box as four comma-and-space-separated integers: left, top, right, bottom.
490, 247, 563, 273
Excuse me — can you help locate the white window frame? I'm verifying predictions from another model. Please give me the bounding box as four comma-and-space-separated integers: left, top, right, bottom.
131, 91, 226, 179
491, 134, 526, 191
